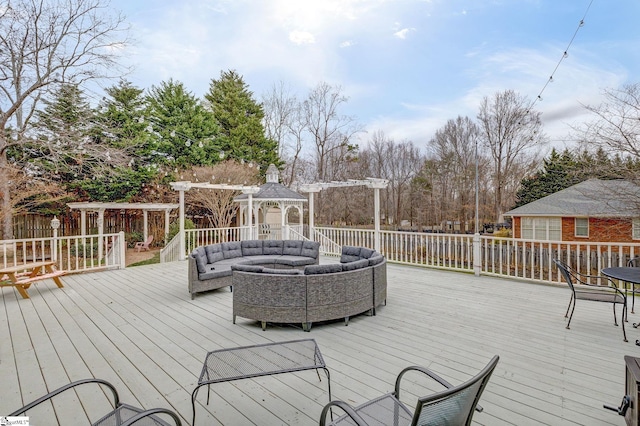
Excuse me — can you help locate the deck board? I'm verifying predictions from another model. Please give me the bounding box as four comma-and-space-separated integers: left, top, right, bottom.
0, 259, 631, 425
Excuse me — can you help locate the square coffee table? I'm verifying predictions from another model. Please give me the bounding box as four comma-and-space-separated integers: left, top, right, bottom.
191, 339, 332, 424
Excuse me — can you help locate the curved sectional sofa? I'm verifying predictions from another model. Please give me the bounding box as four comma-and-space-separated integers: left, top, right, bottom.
232, 245, 387, 331
188, 239, 320, 299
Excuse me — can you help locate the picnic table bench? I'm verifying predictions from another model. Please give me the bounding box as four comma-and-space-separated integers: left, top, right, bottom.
0, 260, 66, 299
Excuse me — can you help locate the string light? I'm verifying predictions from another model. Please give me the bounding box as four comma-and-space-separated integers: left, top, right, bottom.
529, 0, 594, 113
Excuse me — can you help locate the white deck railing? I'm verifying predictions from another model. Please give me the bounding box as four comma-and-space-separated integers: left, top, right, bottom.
313, 227, 640, 285
0, 232, 126, 273
14, 224, 635, 287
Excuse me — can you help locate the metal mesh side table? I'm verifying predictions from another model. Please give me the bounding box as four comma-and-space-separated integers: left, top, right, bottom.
191, 339, 332, 425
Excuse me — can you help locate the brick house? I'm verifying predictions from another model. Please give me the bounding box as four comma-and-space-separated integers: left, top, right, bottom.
503, 179, 640, 242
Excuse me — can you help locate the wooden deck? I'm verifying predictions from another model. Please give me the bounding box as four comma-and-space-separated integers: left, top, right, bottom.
0, 259, 632, 425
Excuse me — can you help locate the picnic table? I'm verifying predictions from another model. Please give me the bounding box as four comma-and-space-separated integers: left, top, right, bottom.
0, 260, 66, 299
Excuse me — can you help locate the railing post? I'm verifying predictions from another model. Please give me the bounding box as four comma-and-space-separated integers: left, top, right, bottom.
473, 232, 481, 277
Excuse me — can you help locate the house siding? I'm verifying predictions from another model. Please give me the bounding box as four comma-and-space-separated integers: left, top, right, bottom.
561, 217, 633, 242
512, 216, 633, 242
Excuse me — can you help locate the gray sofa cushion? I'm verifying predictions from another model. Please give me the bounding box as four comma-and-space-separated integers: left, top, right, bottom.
237, 255, 277, 266
360, 247, 375, 259
342, 258, 370, 271
232, 264, 264, 273
283, 240, 303, 256
340, 245, 362, 263
241, 240, 263, 256
199, 268, 233, 280
191, 247, 208, 273
221, 241, 242, 259
262, 268, 302, 275
275, 256, 317, 267
368, 254, 385, 266
304, 263, 343, 275
301, 241, 320, 258
205, 244, 224, 263
262, 240, 284, 255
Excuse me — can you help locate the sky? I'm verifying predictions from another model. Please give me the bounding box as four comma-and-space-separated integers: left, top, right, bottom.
106, 0, 640, 153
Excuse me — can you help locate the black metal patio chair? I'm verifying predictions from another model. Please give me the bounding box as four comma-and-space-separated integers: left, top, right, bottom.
554, 259, 628, 342
9, 378, 182, 425
318, 355, 499, 426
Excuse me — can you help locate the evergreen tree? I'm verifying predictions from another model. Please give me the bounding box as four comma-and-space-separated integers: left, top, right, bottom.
514, 149, 582, 207
26, 83, 99, 183
513, 148, 640, 208
205, 70, 280, 171
145, 79, 220, 168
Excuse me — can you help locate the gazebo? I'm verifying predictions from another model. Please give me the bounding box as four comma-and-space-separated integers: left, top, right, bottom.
233, 164, 306, 240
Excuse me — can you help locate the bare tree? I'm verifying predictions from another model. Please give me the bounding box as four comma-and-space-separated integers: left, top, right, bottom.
362, 132, 422, 227
428, 116, 480, 231
186, 161, 260, 228
477, 90, 546, 221
0, 0, 129, 238
574, 83, 640, 159
302, 82, 362, 182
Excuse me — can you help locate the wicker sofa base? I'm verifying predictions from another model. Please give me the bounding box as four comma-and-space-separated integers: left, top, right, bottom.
232, 254, 387, 332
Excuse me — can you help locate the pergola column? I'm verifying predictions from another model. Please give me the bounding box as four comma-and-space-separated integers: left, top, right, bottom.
304, 185, 322, 241
97, 208, 105, 260
367, 180, 388, 253
164, 210, 171, 244
170, 182, 191, 261
142, 210, 149, 241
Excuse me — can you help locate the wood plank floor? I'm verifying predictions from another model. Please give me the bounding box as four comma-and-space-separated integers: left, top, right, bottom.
0, 258, 633, 425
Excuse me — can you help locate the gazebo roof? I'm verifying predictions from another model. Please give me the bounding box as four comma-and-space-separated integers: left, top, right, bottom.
234, 164, 306, 202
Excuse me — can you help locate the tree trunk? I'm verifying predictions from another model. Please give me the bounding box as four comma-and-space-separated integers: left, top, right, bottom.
0, 152, 13, 239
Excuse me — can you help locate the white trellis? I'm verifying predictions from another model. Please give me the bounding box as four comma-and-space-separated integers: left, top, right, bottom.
299, 178, 389, 251
170, 181, 260, 260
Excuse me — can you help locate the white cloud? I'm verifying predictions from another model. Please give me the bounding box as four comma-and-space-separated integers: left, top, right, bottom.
393, 28, 415, 39
289, 30, 316, 45
340, 40, 355, 48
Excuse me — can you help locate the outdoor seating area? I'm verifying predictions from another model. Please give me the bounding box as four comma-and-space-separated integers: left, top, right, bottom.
0, 259, 633, 425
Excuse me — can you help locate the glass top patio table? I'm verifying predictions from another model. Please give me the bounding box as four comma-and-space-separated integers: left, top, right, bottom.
190, 338, 332, 425
602, 267, 640, 284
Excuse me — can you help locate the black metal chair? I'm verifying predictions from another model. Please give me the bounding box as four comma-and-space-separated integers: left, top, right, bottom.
554, 259, 628, 342
319, 355, 499, 426
627, 257, 640, 314
9, 378, 182, 425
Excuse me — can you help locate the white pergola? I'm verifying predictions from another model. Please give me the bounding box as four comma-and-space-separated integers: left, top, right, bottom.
170, 173, 389, 260
67, 201, 179, 262
299, 178, 389, 251
67, 202, 179, 241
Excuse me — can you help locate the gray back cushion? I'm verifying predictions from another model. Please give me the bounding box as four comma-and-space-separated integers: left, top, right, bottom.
205, 244, 224, 263
341, 258, 370, 271
368, 254, 385, 266
191, 247, 208, 273
231, 264, 264, 273
301, 241, 320, 258
221, 241, 242, 259
304, 263, 343, 275
241, 240, 264, 256
283, 240, 303, 256
360, 247, 375, 259
340, 245, 362, 263
263, 240, 284, 255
